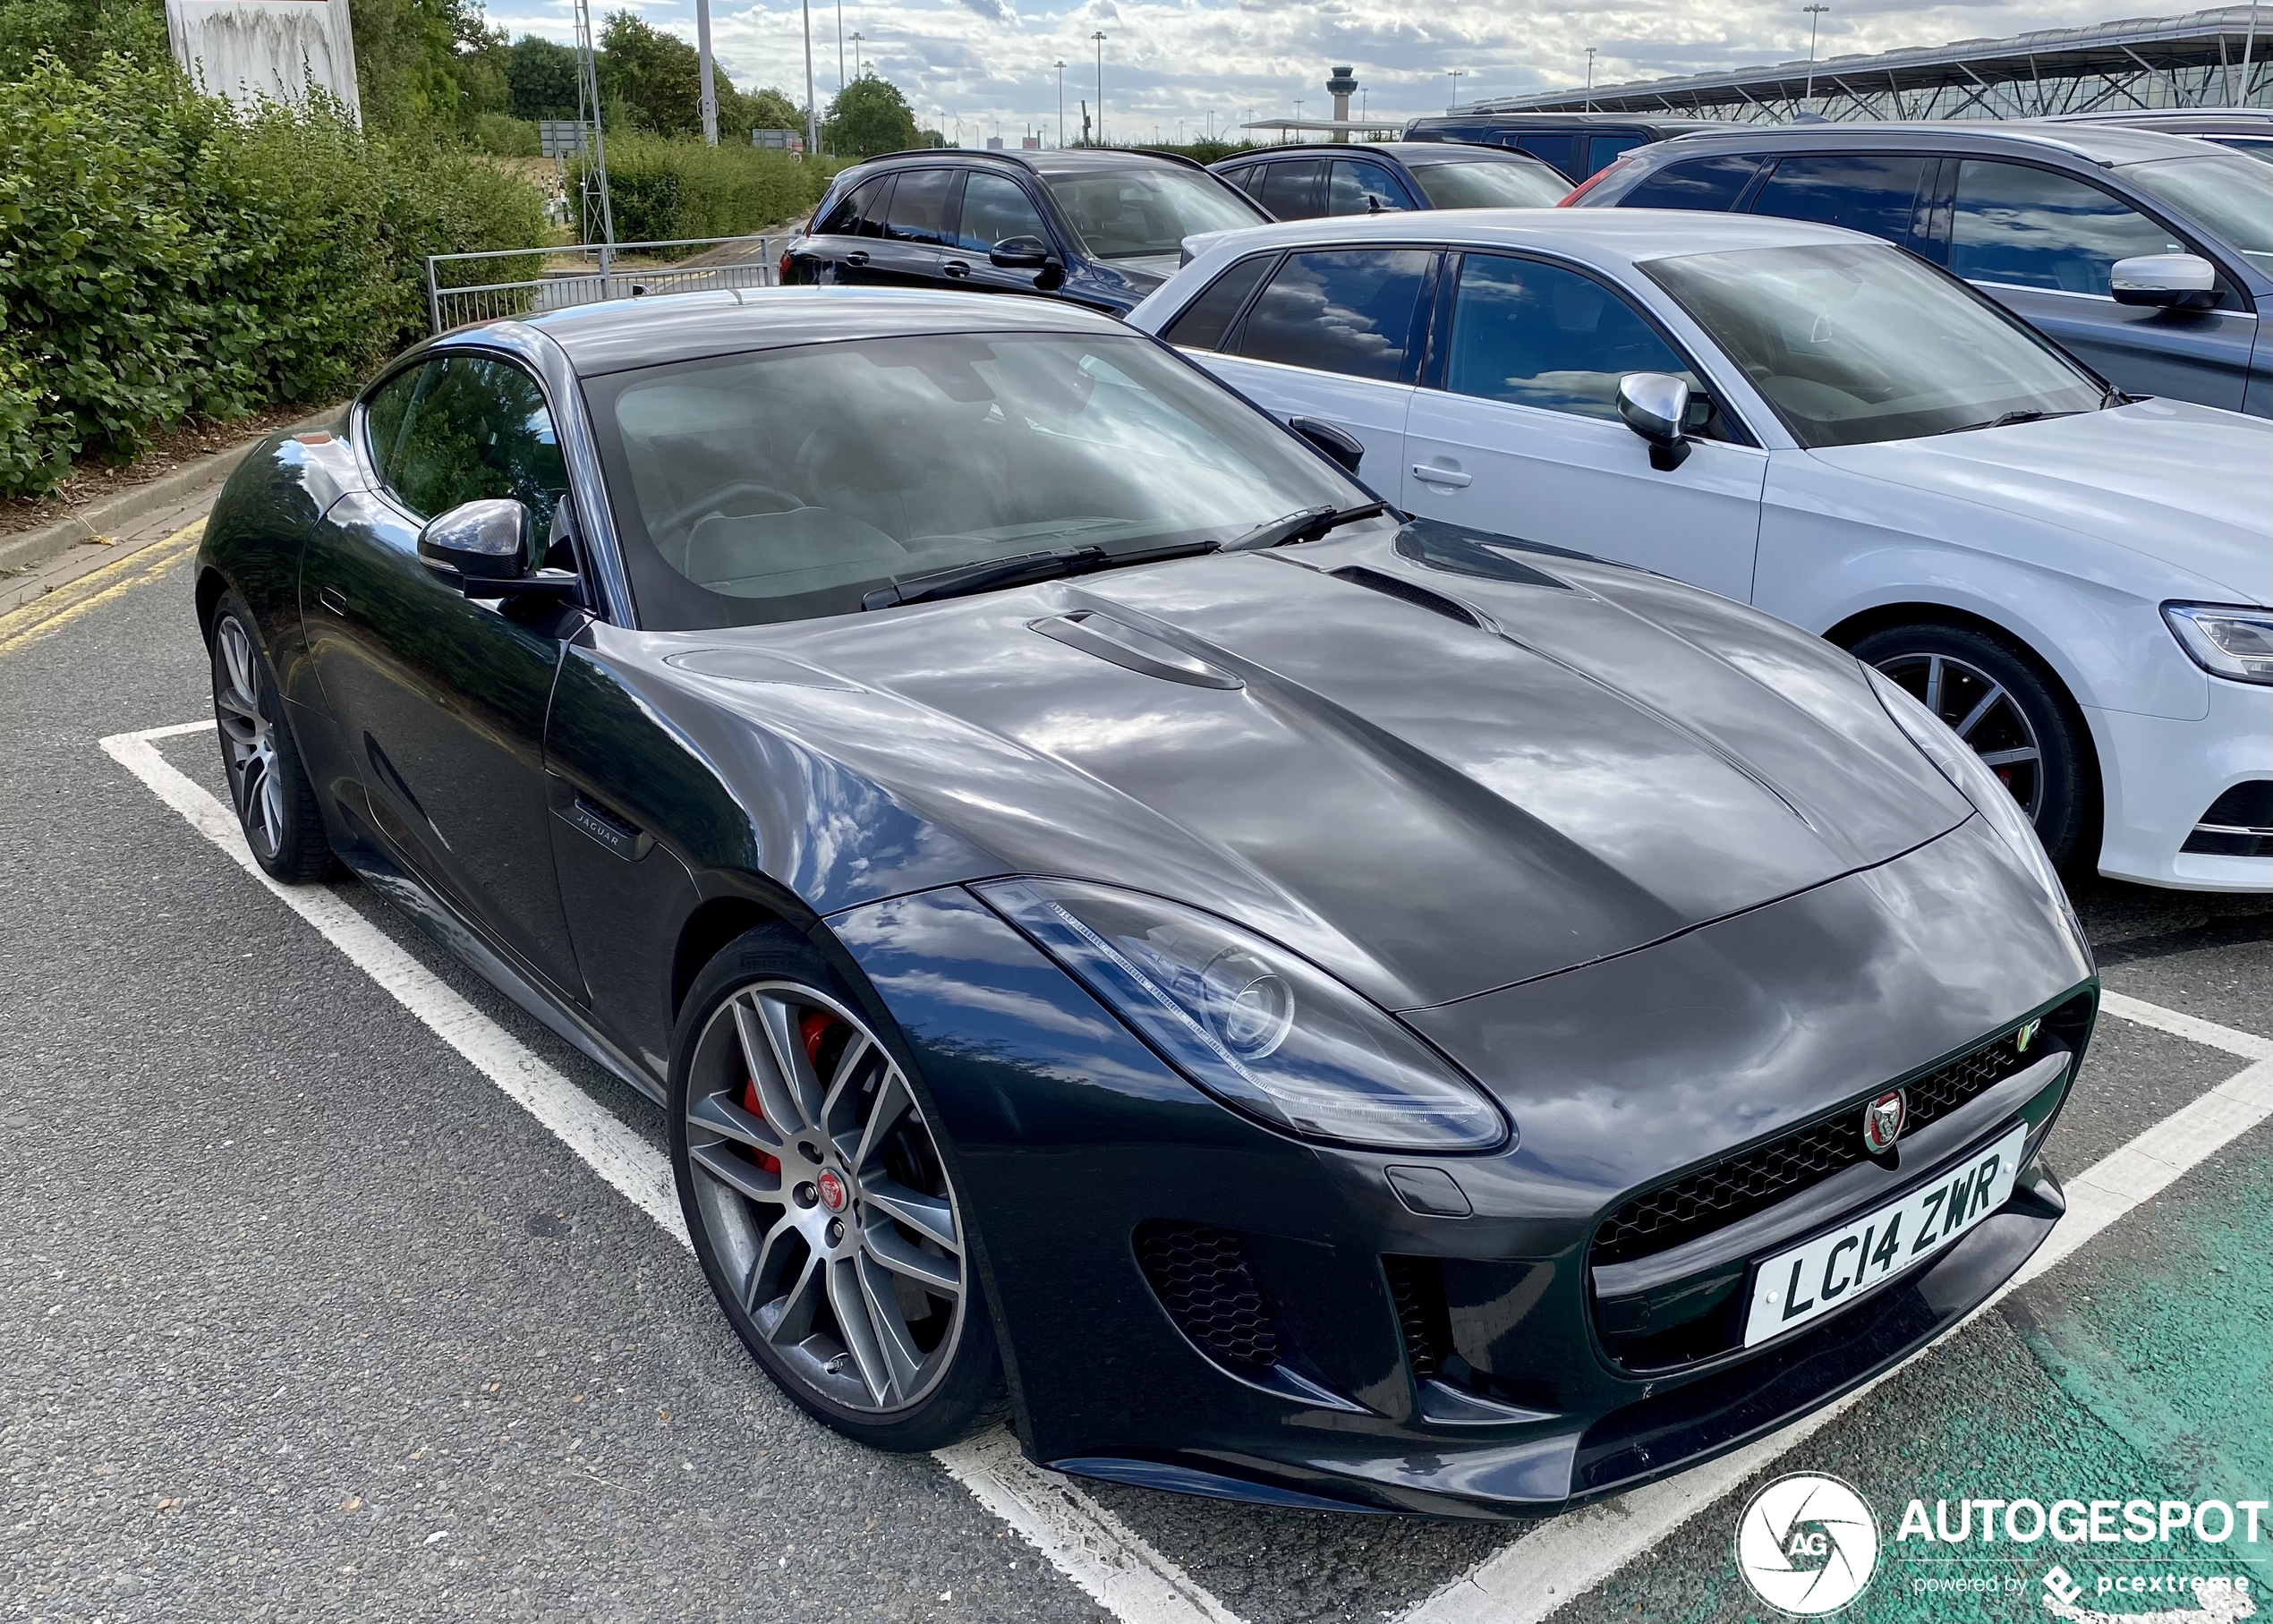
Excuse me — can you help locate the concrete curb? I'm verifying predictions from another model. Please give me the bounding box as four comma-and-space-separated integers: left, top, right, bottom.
0, 405, 345, 580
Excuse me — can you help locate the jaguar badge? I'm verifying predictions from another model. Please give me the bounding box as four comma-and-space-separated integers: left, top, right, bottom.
1863, 1089, 1906, 1154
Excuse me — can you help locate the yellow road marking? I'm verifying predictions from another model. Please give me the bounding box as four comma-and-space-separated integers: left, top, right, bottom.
0, 520, 205, 657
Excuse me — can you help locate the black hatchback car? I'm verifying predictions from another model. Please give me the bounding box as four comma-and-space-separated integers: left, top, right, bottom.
1209, 141, 1570, 217
1577, 121, 2273, 415
781, 148, 1269, 315
1402, 111, 1728, 182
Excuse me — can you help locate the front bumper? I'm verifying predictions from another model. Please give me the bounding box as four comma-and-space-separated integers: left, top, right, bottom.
827, 816, 2095, 1518
2091, 676, 2273, 892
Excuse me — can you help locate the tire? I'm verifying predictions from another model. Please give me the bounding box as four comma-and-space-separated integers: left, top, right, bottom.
1851, 621, 2092, 870
668, 923, 1001, 1451
208, 590, 336, 883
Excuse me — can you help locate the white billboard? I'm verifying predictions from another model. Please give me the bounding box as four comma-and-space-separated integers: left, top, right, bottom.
166, 0, 362, 121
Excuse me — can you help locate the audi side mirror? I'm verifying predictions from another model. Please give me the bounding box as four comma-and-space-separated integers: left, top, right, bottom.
419, 498, 532, 583
2110, 253, 2218, 310
1287, 416, 1365, 476
989, 235, 1057, 271
1617, 372, 1692, 472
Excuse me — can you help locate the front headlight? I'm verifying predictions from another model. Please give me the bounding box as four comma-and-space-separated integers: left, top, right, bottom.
977, 878, 1509, 1153
1863, 664, 2074, 917
2163, 603, 2273, 685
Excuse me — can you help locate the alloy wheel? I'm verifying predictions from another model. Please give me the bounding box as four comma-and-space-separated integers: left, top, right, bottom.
682, 983, 966, 1415
1872, 650, 2046, 821
212, 616, 285, 860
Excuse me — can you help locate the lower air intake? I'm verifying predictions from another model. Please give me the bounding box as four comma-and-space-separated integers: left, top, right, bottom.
1135, 1220, 1281, 1371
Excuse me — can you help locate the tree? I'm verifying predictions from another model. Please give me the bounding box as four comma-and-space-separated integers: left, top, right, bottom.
596, 11, 697, 135
0, 0, 167, 78
822, 75, 915, 159
745, 86, 801, 132
507, 35, 578, 122
347, 0, 503, 132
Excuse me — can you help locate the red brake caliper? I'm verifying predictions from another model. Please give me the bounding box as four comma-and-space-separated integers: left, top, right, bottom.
739, 1009, 837, 1176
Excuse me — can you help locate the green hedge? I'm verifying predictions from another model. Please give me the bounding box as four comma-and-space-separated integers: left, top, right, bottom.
0, 54, 548, 498
583, 133, 835, 246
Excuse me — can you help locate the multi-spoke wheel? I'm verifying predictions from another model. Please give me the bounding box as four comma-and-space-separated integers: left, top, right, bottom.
1852, 621, 2091, 870
669, 926, 999, 1449
208, 591, 333, 882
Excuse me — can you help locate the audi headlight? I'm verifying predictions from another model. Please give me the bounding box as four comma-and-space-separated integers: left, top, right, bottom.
2163, 603, 2273, 685
978, 879, 1508, 1153
1863, 664, 2073, 917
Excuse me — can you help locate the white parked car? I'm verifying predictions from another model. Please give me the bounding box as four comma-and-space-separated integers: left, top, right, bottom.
1129, 209, 2272, 891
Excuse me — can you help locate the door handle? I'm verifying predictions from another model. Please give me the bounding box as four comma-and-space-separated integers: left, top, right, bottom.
844, 251, 869, 267
941, 259, 970, 277
319, 584, 349, 616
1410, 464, 1472, 488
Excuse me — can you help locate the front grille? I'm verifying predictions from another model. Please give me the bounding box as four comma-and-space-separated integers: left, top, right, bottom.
1135, 1221, 1281, 1370
1591, 1025, 2040, 1265
1383, 1255, 1452, 1381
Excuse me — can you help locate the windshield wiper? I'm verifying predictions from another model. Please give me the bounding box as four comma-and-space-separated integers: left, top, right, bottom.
861, 540, 1220, 610
1223, 500, 1391, 551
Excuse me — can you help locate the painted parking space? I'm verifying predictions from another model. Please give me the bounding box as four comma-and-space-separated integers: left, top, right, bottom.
4, 522, 2269, 1621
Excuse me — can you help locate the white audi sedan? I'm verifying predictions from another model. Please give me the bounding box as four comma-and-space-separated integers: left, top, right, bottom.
1129, 209, 2271, 891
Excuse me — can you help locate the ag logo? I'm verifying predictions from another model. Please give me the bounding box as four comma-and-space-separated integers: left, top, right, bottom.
1734, 1472, 1880, 1615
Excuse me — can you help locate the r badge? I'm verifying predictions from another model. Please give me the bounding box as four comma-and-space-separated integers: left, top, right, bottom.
1863, 1089, 1906, 1155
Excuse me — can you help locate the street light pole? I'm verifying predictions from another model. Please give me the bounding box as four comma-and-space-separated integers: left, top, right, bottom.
1447, 66, 1465, 109
801, 0, 819, 157
835, 0, 844, 95
851, 30, 864, 79
1092, 30, 1106, 145
695, 0, 717, 143
1803, 4, 1829, 106
1055, 58, 1065, 148
1584, 47, 1597, 110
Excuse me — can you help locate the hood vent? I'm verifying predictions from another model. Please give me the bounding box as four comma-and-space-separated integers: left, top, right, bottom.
1328, 566, 1484, 627
1030, 611, 1243, 690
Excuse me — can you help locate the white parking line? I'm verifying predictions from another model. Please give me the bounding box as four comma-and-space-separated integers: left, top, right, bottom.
1398, 1019, 2273, 1624
101, 720, 1247, 1624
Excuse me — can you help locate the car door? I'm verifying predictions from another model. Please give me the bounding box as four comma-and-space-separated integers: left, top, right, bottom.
1937, 157, 2254, 412
867, 166, 959, 288
1400, 251, 1766, 602
1326, 157, 1417, 216
804, 174, 894, 285
1187, 246, 1437, 487
1256, 159, 1327, 221
1743, 152, 1940, 257
944, 169, 1063, 295
302, 353, 586, 997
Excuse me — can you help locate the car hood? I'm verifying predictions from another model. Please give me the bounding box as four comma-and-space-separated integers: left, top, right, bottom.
643, 527, 1973, 1010
1811, 397, 2273, 603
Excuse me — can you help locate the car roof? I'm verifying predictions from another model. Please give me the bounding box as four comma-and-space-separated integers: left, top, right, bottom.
1179, 206, 1886, 270
1410, 112, 1723, 130
839, 147, 1212, 179
1215, 141, 1543, 166
1653, 118, 2216, 167
509, 287, 1126, 378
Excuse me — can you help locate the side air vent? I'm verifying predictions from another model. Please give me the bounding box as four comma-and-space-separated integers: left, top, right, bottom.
2182, 780, 2273, 858
1327, 566, 1484, 627
1382, 1255, 1453, 1381
1135, 1221, 1281, 1370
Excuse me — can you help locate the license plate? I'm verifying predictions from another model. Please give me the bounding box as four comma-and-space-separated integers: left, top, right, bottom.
1742, 1123, 2026, 1348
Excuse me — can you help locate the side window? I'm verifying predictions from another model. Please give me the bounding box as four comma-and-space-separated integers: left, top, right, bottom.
956, 172, 1050, 250
1748, 154, 1932, 245
361, 365, 422, 488
1328, 159, 1411, 215
1217, 164, 1264, 201
1442, 253, 1701, 421
884, 168, 958, 245
1583, 133, 1648, 177
1618, 154, 1763, 211
1161, 253, 1274, 350
1257, 160, 1325, 219
1514, 132, 1581, 179
817, 175, 886, 236
385, 356, 568, 522
1229, 248, 1434, 383
1947, 160, 2184, 294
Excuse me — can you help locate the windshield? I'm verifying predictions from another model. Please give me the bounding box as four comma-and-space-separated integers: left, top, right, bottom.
585, 332, 1366, 628
1642, 242, 2106, 448
2207, 137, 2273, 166
1043, 170, 1263, 261
2117, 154, 2273, 273
1409, 160, 1570, 209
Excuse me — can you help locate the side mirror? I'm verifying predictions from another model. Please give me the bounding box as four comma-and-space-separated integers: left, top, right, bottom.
989, 235, 1058, 271
2110, 252, 2218, 310
1617, 372, 1692, 472
419, 498, 532, 585
1287, 415, 1365, 476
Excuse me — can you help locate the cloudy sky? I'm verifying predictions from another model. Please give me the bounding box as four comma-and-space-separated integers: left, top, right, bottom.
484, 0, 2155, 143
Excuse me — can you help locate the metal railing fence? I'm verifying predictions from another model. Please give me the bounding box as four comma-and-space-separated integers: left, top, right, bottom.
425, 236, 789, 335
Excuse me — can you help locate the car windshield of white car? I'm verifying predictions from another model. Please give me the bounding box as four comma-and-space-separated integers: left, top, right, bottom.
1409, 160, 1570, 209
1642, 242, 2106, 449
2117, 154, 2273, 274
1043, 171, 1262, 262
583, 332, 1370, 628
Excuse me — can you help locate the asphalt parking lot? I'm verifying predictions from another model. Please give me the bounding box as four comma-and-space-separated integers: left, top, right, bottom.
3, 511, 2267, 1623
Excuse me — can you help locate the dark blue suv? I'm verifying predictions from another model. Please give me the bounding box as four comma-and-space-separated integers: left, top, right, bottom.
1576, 121, 2273, 415
782, 149, 1268, 316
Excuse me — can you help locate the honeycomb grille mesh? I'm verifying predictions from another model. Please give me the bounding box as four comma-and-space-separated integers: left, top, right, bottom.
1591, 1026, 2039, 1265
1135, 1221, 1281, 1370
